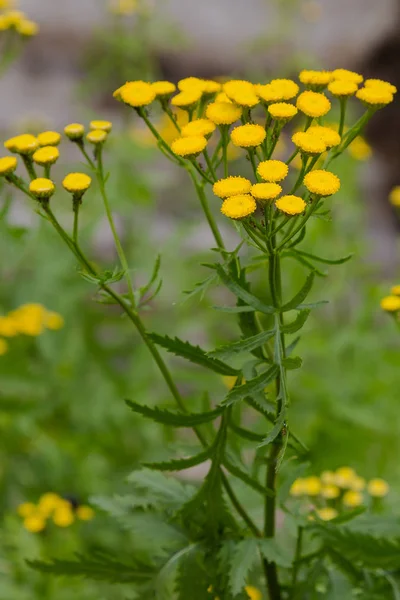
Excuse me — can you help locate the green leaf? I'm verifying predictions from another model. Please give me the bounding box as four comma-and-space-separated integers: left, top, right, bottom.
139, 254, 161, 296
229, 422, 264, 443
258, 406, 286, 447
222, 365, 279, 407
227, 539, 260, 595
282, 250, 327, 278
126, 399, 223, 427
156, 544, 200, 600
175, 547, 210, 600
295, 249, 353, 265
223, 458, 274, 497
297, 300, 328, 310
245, 396, 275, 419
281, 272, 315, 312
281, 310, 310, 334
258, 539, 292, 568
183, 273, 218, 302
148, 333, 238, 376
286, 336, 301, 356
215, 264, 275, 314
282, 356, 302, 370
208, 330, 274, 361
330, 506, 366, 524
213, 305, 256, 313
126, 469, 196, 510
143, 447, 212, 471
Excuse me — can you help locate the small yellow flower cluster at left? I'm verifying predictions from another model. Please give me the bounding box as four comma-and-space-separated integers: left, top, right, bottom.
0, 1, 39, 37
380, 284, 400, 314
290, 466, 390, 521
109, 0, 138, 16
17, 492, 95, 533
0, 303, 64, 356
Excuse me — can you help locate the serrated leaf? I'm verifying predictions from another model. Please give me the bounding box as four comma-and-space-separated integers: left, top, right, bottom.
281, 272, 315, 312
229, 422, 264, 443
215, 264, 275, 314
222, 365, 279, 407
281, 310, 311, 334
156, 544, 200, 600
175, 547, 210, 600
282, 356, 302, 370
208, 330, 274, 361
126, 399, 223, 427
258, 406, 286, 448
227, 539, 260, 595
183, 273, 218, 302
223, 458, 274, 497
295, 249, 353, 265
139, 254, 161, 296
126, 469, 195, 509
282, 250, 327, 277
148, 333, 238, 376
213, 305, 256, 313
143, 447, 212, 472
258, 539, 292, 568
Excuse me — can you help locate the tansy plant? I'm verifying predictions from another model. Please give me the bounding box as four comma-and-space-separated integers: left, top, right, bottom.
1, 70, 399, 599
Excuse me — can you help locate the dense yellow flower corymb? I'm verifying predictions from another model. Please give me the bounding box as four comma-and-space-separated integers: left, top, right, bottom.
332, 68, 363, 84
171, 136, 207, 157
90, 120, 112, 132
320, 484, 340, 499
316, 507, 338, 521
181, 119, 216, 138
296, 91, 331, 118
356, 86, 394, 106
220, 194, 257, 219
230, 124, 266, 148
257, 160, 288, 182
275, 195, 306, 216
303, 169, 340, 196
64, 123, 85, 140
0, 156, 17, 175
292, 131, 327, 154
365, 78, 397, 95
37, 131, 61, 147
268, 102, 298, 120
213, 176, 252, 198
342, 490, 363, 507
206, 101, 242, 125
223, 79, 254, 97
367, 478, 389, 497
152, 81, 176, 97
117, 81, 156, 107
63, 173, 92, 193
306, 125, 341, 148
389, 186, 400, 207
29, 178, 55, 199
328, 80, 358, 97
380, 295, 400, 312
32, 146, 59, 166
171, 89, 202, 108
251, 182, 282, 201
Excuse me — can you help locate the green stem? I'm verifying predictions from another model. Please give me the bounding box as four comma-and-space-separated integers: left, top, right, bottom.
188, 168, 226, 254
203, 149, 217, 181
338, 97, 348, 137
77, 144, 96, 171
22, 155, 37, 180
73, 201, 80, 244
222, 127, 229, 177
290, 526, 304, 596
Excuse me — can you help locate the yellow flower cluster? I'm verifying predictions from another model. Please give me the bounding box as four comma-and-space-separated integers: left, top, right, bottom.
109, 0, 138, 16
0, 303, 64, 356
381, 284, 400, 313
290, 466, 389, 521
18, 492, 94, 533
0, 3, 39, 37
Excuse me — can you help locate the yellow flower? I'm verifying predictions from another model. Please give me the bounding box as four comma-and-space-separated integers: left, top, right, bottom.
257, 160, 288, 182
389, 186, 400, 207
365, 78, 397, 95
152, 81, 176, 97
53, 501, 75, 527
303, 169, 340, 196
332, 69, 363, 84
16, 19, 38, 36
11, 303, 46, 335
380, 295, 400, 312
215, 92, 232, 103
62, 172, 92, 193
276, 195, 306, 216
367, 478, 389, 498
178, 77, 205, 92
321, 470, 336, 485
0, 15, 9, 30
223, 79, 254, 98
390, 285, 400, 296
4, 10, 24, 27
251, 182, 282, 201
328, 80, 358, 97
292, 131, 326, 154
296, 91, 331, 118
64, 123, 85, 141
89, 120, 112, 132
356, 87, 393, 107
44, 311, 64, 330
76, 505, 95, 521
321, 484, 340, 499
245, 586, 262, 600
290, 478, 307, 496
343, 490, 363, 507
335, 466, 356, 488
0, 156, 17, 175
116, 81, 156, 107
86, 129, 107, 144
202, 80, 222, 95
303, 475, 322, 496
306, 125, 341, 148
37, 131, 61, 147
171, 89, 202, 109
109, 0, 137, 16
230, 124, 266, 148
38, 493, 63, 517
206, 102, 242, 126
171, 136, 207, 158
0, 338, 7, 355
316, 507, 338, 521
17, 502, 37, 518
29, 178, 55, 199
181, 119, 216, 138
268, 102, 298, 120
220, 194, 257, 219
350, 476, 366, 492
230, 89, 260, 108
5, 133, 38, 155
348, 136, 372, 161
269, 79, 299, 100
299, 70, 332, 87
0, 316, 18, 336
23, 514, 46, 533
32, 146, 59, 166
213, 176, 252, 198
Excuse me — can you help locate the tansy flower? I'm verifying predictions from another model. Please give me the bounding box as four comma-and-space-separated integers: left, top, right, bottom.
389, 186, 400, 207
306, 125, 341, 147
0, 156, 17, 175
380, 295, 400, 312
32, 146, 59, 166
292, 131, 327, 154
16, 19, 38, 36
53, 500, 75, 527
299, 70, 332, 87
290, 478, 307, 496
391, 285, 400, 296
17, 502, 37, 518
316, 507, 338, 521
251, 182, 282, 201
0, 316, 18, 336
202, 80, 222, 95
213, 176, 252, 198
230, 124, 266, 148
321, 470, 336, 485
328, 80, 358, 97
5, 134, 38, 155
11, 303, 46, 336
109, 0, 137, 16
152, 81, 176, 97
276, 195, 306, 216
171, 136, 207, 158
38, 493, 63, 517
303, 475, 322, 495
343, 490, 363, 507
364, 78, 397, 95
320, 484, 340, 499
37, 131, 61, 147
229, 89, 259, 108
223, 79, 255, 98
348, 136, 372, 161
4, 10, 25, 27
181, 119, 216, 138
303, 169, 340, 196
206, 102, 242, 125
269, 78, 299, 99
62, 172, 92, 193
0, 338, 7, 355
64, 123, 85, 140
332, 69, 363, 84
257, 160, 288, 182
350, 476, 366, 492
116, 80, 156, 107
296, 91, 331, 118
24, 514, 46, 533
178, 77, 205, 92
29, 178, 55, 199
215, 91, 232, 103
268, 102, 298, 120
76, 505, 95, 521
87, 129, 107, 144
220, 194, 257, 219
367, 478, 389, 497
245, 586, 262, 600
44, 311, 64, 330
89, 120, 112, 132
171, 89, 202, 108
356, 86, 393, 106
335, 466, 356, 487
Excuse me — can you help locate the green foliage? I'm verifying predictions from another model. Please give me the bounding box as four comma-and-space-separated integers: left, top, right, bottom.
126, 399, 223, 427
